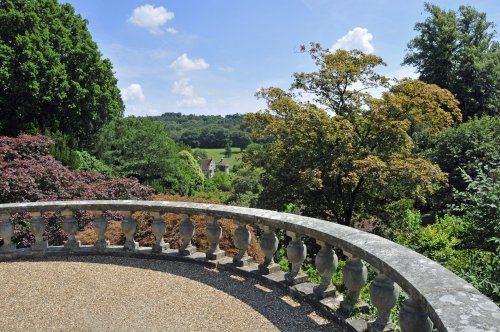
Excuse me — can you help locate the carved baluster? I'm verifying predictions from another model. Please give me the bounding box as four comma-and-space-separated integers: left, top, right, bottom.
399, 298, 433, 332
93, 211, 109, 251
368, 272, 400, 331
285, 231, 307, 284
206, 216, 225, 260
313, 241, 338, 298
233, 220, 253, 266
30, 212, 47, 252
61, 209, 80, 251
179, 214, 196, 256
122, 211, 138, 250
0, 213, 15, 252
340, 255, 368, 314
151, 212, 168, 253
258, 225, 280, 274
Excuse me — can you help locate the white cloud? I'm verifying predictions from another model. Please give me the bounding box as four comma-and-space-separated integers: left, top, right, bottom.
169, 53, 209, 74
172, 78, 194, 96
128, 5, 174, 34
165, 27, 178, 35
121, 83, 145, 102
218, 66, 234, 73
176, 97, 207, 108
332, 27, 374, 54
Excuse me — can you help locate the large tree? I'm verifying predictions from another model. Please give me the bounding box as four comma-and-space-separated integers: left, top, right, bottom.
0, 0, 124, 148
403, 3, 500, 119
95, 117, 204, 196
245, 45, 460, 226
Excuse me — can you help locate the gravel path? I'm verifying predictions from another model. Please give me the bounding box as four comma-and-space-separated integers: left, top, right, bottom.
0, 256, 340, 331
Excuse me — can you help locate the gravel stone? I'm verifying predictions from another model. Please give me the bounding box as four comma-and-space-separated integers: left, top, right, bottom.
0, 256, 341, 331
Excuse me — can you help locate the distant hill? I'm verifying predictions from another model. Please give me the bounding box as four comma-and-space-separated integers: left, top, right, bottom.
150, 112, 251, 149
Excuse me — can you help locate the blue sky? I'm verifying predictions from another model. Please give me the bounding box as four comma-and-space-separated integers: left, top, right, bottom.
63, 0, 499, 117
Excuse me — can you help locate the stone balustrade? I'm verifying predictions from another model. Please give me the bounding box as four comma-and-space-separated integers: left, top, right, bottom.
0, 200, 498, 332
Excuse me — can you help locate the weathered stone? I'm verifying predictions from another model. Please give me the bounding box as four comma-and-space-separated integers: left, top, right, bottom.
258, 225, 280, 274
151, 212, 169, 253
314, 241, 338, 299
61, 209, 80, 251
233, 221, 252, 266
340, 257, 367, 314
92, 211, 109, 251
368, 273, 400, 332
399, 298, 433, 332
285, 231, 307, 285
205, 217, 225, 260
30, 213, 47, 252
178, 214, 196, 256
0, 214, 16, 252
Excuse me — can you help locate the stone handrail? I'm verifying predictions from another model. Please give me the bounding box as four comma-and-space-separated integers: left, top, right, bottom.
0, 200, 498, 332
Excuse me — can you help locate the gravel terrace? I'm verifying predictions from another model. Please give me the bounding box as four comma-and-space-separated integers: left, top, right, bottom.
0, 256, 340, 331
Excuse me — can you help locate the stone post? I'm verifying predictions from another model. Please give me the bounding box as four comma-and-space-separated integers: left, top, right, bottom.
92, 211, 109, 251
285, 231, 307, 285
399, 298, 433, 332
340, 255, 368, 314
313, 241, 338, 298
30, 212, 47, 252
179, 214, 196, 256
0, 213, 15, 252
151, 212, 168, 253
258, 225, 280, 274
121, 211, 138, 250
368, 273, 400, 331
61, 209, 80, 251
233, 220, 253, 266
205, 216, 225, 260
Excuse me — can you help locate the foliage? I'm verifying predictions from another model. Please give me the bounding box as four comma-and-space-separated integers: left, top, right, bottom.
403, 3, 500, 119
192, 148, 208, 160
95, 117, 203, 196
72, 150, 115, 176
245, 45, 453, 226
452, 165, 499, 252
0, 0, 124, 149
151, 112, 252, 149
428, 116, 500, 192
227, 167, 263, 207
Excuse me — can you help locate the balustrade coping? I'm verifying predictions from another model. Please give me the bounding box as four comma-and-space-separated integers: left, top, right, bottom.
0, 200, 498, 332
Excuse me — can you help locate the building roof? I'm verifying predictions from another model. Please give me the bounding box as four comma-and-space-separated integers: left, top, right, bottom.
200, 159, 214, 171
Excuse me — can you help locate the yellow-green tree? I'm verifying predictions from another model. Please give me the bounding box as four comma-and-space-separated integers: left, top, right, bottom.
245, 44, 461, 226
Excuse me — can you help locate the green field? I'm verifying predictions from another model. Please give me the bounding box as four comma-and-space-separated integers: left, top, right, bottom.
199, 148, 242, 168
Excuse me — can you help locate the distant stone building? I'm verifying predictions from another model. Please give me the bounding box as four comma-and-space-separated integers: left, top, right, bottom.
200, 158, 216, 178
200, 158, 230, 178
216, 158, 230, 174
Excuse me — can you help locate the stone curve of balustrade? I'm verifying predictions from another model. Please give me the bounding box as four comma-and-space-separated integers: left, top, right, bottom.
0, 200, 498, 332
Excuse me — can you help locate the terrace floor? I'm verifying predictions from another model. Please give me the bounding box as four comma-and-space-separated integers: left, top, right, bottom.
0, 256, 342, 331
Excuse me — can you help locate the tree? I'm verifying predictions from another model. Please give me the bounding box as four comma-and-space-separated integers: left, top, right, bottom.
95, 117, 202, 196
403, 3, 500, 119
245, 45, 456, 226
0, 0, 124, 148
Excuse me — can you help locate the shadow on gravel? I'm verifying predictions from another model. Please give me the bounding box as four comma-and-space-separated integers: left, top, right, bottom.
3, 255, 345, 332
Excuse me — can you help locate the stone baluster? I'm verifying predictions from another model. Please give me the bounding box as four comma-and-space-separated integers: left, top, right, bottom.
61, 209, 80, 251
205, 216, 225, 260
179, 214, 196, 256
313, 241, 338, 298
233, 220, 253, 266
151, 212, 168, 253
368, 272, 400, 331
285, 231, 307, 284
258, 225, 280, 274
399, 298, 433, 332
0, 213, 15, 252
30, 212, 47, 252
340, 255, 368, 314
121, 211, 138, 250
92, 211, 109, 251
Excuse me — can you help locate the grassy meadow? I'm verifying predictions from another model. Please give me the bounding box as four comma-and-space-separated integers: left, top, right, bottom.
199, 148, 242, 168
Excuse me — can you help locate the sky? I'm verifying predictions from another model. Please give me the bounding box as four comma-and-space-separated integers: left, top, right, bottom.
63, 0, 500, 117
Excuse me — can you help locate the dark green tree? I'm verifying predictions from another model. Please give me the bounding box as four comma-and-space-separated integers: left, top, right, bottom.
403, 3, 500, 119
0, 0, 124, 148
95, 117, 203, 196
